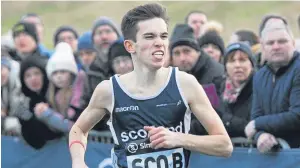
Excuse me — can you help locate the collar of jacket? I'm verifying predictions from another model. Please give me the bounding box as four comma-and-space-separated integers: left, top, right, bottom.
266, 51, 299, 76
190, 49, 210, 75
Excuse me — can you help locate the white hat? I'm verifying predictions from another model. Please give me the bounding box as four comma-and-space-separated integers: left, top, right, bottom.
46, 42, 78, 78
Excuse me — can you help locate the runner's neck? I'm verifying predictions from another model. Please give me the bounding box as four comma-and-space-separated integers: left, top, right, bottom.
131, 66, 166, 87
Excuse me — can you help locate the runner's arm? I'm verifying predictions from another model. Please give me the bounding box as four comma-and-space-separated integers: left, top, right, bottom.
179, 72, 233, 157
69, 80, 112, 164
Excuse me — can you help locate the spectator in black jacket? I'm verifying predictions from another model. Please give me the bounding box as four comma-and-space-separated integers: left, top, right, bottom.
220, 42, 256, 138
170, 24, 225, 94
14, 56, 63, 149
170, 24, 225, 136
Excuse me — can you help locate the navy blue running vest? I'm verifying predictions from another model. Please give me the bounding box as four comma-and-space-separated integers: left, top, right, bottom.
108, 67, 191, 168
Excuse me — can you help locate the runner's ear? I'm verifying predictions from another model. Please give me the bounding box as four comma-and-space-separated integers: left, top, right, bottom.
124, 40, 135, 54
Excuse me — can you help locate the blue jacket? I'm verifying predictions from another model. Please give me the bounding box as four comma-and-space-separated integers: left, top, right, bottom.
251, 51, 300, 148
38, 44, 53, 58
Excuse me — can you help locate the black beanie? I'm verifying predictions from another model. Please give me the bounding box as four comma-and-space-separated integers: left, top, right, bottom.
108, 39, 131, 62
53, 26, 79, 46
197, 31, 225, 55
170, 24, 199, 54
224, 42, 256, 68
108, 38, 131, 74
12, 21, 39, 43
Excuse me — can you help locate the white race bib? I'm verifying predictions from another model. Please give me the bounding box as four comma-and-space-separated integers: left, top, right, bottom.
126, 148, 185, 168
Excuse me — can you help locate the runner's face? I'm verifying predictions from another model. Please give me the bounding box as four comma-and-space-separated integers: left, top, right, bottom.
134, 18, 169, 69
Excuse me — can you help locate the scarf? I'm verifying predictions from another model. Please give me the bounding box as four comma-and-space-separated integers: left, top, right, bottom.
223, 78, 246, 104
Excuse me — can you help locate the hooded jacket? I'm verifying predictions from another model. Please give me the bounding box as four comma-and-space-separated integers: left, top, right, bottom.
17, 56, 63, 149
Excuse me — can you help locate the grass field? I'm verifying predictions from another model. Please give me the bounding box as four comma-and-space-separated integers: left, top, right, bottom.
2, 1, 300, 49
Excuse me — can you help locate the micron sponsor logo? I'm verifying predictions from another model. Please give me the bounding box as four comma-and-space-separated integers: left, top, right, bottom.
115, 106, 139, 112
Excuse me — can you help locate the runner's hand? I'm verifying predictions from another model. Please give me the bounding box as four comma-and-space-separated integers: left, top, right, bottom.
145, 126, 180, 149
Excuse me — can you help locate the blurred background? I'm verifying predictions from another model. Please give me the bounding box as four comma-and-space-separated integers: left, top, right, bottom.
2, 1, 300, 49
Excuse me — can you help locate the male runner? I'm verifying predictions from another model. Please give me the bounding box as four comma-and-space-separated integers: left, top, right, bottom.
69, 3, 232, 168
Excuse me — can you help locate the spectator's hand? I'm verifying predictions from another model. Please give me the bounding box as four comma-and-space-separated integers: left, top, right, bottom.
245, 120, 256, 139
257, 133, 278, 153
145, 126, 179, 149
34, 103, 49, 116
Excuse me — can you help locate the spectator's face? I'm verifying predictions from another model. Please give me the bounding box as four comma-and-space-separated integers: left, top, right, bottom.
172, 45, 199, 72
58, 31, 78, 52
187, 13, 207, 37
79, 49, 97, 67
14, 33, 37, 54
23, 16, 43, 42
112, 56, 133, 75
226, 50, 252, 84
202, 43, 222, 62
51, 70, 72, 89
1, 66, 10, 86
24, 67, 43, 92
93, 25, 118, 50
133, 18, 169, 69
262, 29, 295, 65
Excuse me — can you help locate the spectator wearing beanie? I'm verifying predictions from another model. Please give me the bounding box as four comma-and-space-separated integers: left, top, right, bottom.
53, 25, 82, 70
108, 39, 133, 75
92, 16, 121, 56
77, 31, 97, 69
86, 38, 133, 132
79, 17, 120, 115
198, 30, 225, 63
12, 21, 46, 61
170, 24, 224, 92
170, 24, 225, 136
33, 42, 84, 134
21, 13, 52, 58
219, 42, 256, 138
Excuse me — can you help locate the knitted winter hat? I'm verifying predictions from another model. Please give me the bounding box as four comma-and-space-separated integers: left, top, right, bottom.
197, 30, 225, 55
77, 31, 95, 52
170, 24, 199, 54
12, 21, 38, 43
46, 42, 78, 78
224, 42, 256, 68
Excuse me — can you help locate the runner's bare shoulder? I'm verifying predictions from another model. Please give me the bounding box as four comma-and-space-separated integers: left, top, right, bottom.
91, 79, 113, 113
176, 70, 201, 101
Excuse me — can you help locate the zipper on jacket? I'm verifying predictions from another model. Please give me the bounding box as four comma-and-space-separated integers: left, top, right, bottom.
270, 74, 276, 113
272, 75, 276, 84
